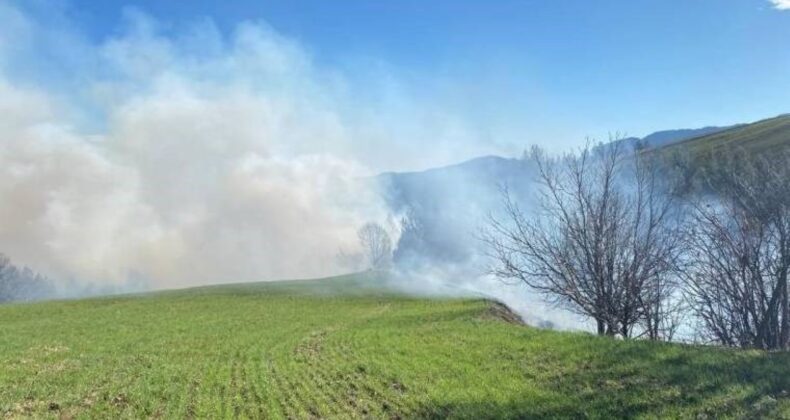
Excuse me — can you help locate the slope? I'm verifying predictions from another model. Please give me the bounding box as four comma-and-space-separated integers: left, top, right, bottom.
659, 114, 790, 156
0, 273, 787, 419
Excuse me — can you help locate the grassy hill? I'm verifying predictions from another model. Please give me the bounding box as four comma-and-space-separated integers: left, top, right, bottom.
659, 114, 790, 157
0, 274, 788, 419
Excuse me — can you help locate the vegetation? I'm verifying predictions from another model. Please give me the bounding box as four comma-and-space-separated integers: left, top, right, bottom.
357, 222, 393, 270
486, 143, 684, 340
684, 150, 790, 350
488, 131, 790, 350
660, 114, 790, 158
1, 273, 787, 419
0, 254, 52, 304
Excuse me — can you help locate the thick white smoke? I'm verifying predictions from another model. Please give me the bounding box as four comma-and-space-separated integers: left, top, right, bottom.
0, 4, 584, 330
0, 8, 401, 290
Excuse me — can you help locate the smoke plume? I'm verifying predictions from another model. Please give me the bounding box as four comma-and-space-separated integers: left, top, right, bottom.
0, 3, 584, 330
0, 6, 407, 290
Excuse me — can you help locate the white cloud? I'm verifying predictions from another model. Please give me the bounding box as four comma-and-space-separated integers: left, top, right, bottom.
769, 0, 790, 10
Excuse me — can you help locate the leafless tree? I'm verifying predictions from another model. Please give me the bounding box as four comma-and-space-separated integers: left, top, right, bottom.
683, 150, 790, 350
484, 141, 684, 338
639, 272, 685, 341
357, 222, 393, 270
392, 206, 427, 266
399, 207, 425, 245
0, 254, 20, 303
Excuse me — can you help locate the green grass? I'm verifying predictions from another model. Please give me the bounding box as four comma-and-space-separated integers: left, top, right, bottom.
1, 273, 788, 419
659, 114, 790, 157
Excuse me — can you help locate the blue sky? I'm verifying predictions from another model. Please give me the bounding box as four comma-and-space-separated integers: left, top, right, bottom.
4, 0, 790, 165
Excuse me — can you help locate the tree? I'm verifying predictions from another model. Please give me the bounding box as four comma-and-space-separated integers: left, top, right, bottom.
683, 150, 790, 350
392, 206, 427, 268
0, 254, 52, 303
0, 254, 20, 303
357, 222, 393, 270
484, 141, 684, 338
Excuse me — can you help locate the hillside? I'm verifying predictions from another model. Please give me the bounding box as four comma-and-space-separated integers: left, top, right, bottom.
376, 121, 748, 269
378, 156, 534, 267
637, 125, 734, 147
1, 274, 787, 418
659, 114, 790, 156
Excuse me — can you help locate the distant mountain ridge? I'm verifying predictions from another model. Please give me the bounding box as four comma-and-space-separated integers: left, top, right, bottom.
379, 115, 790, 269
658, 114, 790, 155
378, 155, 533, 267
636, 125, 735, 147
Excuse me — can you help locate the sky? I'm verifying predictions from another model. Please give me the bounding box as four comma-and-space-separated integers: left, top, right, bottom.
0, 0, 788, 291
6, 0, 790, 168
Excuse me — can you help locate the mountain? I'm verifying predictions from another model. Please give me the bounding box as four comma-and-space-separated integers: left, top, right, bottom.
379, 115, 790, 269
378, 156, 536, 267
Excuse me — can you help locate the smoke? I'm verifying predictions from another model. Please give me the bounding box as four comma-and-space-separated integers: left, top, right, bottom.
383, 264, 587, 330
0, 3, 586, 330
378, 157, 588, 330
0, 6, 408, 290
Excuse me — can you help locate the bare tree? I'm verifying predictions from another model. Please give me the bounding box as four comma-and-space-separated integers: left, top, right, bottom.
0, 254, 52, 303
399, 207, 425, 248
392, 206, 426, 267
0, 254, 20, 303
357, 222, 393, 270
683, 150, 790, 350
484, 141, 684, 338
639, 272, 685, 341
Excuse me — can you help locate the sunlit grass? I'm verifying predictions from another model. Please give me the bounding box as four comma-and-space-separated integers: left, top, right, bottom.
1, 273, 787, 418
660, 114, 790, 157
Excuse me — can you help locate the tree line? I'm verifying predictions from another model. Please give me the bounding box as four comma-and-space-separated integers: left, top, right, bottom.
484, 141, 790, 351
0, 254, 53, 303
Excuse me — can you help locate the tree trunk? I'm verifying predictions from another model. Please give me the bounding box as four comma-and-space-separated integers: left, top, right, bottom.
596, 319, 606, 335
606, 322, 616, 336
780, 277, 789, 349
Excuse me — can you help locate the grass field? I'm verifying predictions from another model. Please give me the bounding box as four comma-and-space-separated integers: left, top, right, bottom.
1, 273, 788, 419
659, 114, 790, 157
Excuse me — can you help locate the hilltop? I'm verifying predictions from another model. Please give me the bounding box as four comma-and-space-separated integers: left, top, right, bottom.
1, 273, 787, 418
659, 114, 790, 156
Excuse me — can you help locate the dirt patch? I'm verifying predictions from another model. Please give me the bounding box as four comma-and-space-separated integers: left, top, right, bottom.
294, 330, 328, 362
110, 394, 129, 407
79, 391, 98, 409
8, 399, 37, 417
390, 380, 407, 394
482, 300, 525, 325
26, 344, 70, 356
